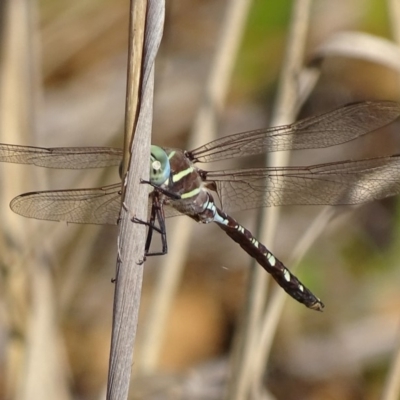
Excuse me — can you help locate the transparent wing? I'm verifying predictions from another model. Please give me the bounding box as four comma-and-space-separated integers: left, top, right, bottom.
10, 183, 122, 225
204, 155, 400, 212
188, 101, 400, 163
0, 144, 123, 169
10, 183, 184, 224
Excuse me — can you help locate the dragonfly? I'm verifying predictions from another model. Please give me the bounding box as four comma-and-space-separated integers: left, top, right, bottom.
3, 100, 400, 311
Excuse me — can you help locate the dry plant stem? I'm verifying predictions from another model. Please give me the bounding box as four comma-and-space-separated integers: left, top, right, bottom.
380, 4, 400, 399
121, 0, 147, 177
249, 0, 312, 392
20, 266, 71, 400
136, 0, 252, 373
381, 3, 400, 400
226, 1, 313, 399
380, 321, 400, 400
106, 1, 164, 399
312, 32, 400, 72
1, 1, 70, 399
251, 208, 335, 398
388, 0, 400, 44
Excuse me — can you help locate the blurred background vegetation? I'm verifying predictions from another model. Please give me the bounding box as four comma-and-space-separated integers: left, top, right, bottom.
1, 0, 400, 399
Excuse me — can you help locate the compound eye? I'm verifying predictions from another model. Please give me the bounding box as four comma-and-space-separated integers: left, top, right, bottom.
150, 145, 170, 186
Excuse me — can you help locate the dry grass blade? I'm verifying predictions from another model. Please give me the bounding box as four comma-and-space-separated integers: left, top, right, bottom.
106, 1, 164, 399
0, 1, 71, 399
380, 322, 400, 400
388, 0, 400, 44
380, 3, 400, 399
226, 1, 314, 399
121, 0, 147, 177
311, 31, 400, 72
251, 207, 335, 397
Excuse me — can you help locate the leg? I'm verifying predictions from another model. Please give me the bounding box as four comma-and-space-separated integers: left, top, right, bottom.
140, 179, 181, 200
144, 194, 168, 256
130, 193, 168, 257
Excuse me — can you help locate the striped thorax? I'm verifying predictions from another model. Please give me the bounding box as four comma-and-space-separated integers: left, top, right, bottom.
150, 146, 210, 219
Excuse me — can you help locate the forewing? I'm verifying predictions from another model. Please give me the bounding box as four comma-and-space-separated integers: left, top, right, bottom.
0, 144, 123, 169
205, 155, 400, 212
10, 183, 122, 225
188, 101, 400, 163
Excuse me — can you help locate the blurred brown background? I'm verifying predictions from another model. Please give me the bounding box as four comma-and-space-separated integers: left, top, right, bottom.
1, 0, 400, 399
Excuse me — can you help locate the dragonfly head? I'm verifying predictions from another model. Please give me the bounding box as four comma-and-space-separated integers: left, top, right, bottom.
150, 145, 170, 186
